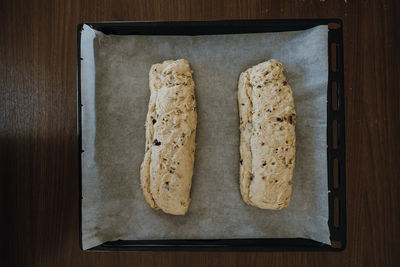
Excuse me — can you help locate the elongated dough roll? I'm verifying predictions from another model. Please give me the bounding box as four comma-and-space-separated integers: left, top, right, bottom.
238, 59, 296, 210
140, 59, 197, 215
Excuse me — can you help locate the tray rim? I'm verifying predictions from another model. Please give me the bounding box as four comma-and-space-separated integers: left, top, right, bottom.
77, 18, 346, 252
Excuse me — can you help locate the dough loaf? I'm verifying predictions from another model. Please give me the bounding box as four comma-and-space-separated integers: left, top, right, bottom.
238, 59, 296, 210
140, 59, 197, 215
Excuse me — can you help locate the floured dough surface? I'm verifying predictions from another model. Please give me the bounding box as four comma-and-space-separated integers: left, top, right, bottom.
238, 59, 296, 210
140, 59, 197, 215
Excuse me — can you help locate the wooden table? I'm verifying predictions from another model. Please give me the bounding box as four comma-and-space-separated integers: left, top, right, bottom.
2, 0, 399, 266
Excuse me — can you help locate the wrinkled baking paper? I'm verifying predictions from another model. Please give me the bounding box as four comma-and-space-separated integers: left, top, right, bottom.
80, 24, 330, 250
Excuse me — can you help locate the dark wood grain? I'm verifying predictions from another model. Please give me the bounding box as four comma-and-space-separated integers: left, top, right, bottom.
1, 0, 399, 266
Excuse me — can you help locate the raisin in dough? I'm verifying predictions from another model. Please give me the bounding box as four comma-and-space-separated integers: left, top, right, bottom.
140, 59, 197, 215
238, 59, 296, 210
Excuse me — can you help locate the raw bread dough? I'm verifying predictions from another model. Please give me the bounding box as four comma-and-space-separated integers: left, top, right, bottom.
140, 59, 197, 215
238, 59, 296, 210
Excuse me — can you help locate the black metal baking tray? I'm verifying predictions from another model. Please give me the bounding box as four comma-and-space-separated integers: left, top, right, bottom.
77, 19, 346, 251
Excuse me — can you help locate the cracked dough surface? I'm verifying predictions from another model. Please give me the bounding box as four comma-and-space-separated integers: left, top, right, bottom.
140, 59, 197, 215
238, 59, 296, 210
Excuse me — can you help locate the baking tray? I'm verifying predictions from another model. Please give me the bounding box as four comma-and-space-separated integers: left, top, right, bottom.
77, 19, 346, 251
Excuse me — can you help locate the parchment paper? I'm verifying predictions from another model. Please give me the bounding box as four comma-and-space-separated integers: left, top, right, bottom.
80, 24, 330, 250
